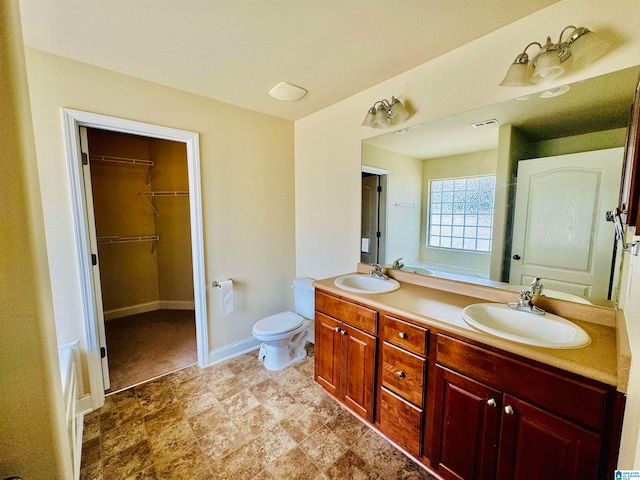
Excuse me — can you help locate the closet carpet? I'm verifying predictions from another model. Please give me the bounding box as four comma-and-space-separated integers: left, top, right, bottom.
106, 309, 197, 392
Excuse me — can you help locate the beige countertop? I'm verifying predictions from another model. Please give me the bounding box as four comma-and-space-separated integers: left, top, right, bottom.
314, 274, 628, 392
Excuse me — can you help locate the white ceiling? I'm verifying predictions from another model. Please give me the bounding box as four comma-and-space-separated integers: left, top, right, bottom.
18, 0, 560, 121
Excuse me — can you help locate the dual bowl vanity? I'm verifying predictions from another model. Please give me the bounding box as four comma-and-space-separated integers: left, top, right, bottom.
313, 266, 628, 480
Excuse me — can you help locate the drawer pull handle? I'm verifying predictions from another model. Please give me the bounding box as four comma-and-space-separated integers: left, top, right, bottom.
487, 398, 497, 408
396, 371, 406, 378
504, 405, 514, 415
398, 332, 408, 339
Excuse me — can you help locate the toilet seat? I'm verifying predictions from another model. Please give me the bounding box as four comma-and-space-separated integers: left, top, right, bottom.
252, 311, 304, 337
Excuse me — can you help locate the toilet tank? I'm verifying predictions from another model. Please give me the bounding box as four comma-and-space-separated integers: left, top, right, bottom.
293, 277, 315, 319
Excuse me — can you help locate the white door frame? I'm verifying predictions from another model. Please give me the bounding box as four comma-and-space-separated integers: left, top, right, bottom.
61, 108, 208, 410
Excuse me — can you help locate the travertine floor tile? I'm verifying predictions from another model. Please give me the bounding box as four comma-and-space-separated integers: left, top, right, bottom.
198, 418, 247, 462
299, 424, 348, 469
82, 343, 431, 479
264, 446, 320, 480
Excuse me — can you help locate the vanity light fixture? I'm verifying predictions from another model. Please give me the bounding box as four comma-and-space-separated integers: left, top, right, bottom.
500, 25, 609, 87
361, 97, 410, 128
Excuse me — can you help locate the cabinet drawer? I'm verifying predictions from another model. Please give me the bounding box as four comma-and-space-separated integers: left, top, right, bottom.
382, 342, 425, 406
315, 291, 378, 334
383, 315, 428, 357
379, 387, 422, 458
436, 335, 609, 431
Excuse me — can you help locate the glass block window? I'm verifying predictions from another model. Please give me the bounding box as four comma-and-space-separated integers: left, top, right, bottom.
428, 175, 496, 252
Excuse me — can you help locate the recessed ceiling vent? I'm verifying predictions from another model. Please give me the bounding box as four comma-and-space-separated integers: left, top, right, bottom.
470, 118, 500, 128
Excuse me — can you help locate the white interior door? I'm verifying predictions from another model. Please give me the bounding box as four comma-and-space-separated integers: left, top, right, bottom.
79, 127, 110, 390
509, 148, 623, 299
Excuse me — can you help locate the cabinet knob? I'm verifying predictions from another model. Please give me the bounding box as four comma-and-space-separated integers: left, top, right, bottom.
487, 398, 497, 408
340, 328, 347, 335
334, 326, 341, 333
398, 332, 408, 339
504, 405, 514, 415
396, 371, 406, 378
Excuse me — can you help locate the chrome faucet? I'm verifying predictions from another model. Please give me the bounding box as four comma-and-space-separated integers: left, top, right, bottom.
529, 277, 543, 296
392, 258, 404, 270
508, 289, 545, 315
370, 263, 389, 280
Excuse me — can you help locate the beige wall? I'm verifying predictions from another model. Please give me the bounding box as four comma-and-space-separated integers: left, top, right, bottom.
89, 130, 195, 311
295, 0, 640, 279
0, 2, 71, 478
25, 48, 295, 382
420, 150, 497, 276
149, 138, 195, 303
531, 127, 628, 158
361, 143, 423, 264
619, 228, 640, 467
295, 0, 640, 468
89, 129, 161, 310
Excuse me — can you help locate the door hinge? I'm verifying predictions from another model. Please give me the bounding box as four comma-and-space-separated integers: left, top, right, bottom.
91, 253, 97, 266
100, 347, 106, 358
81, 152, 88, 165
377, 185, 382, 193
376, 231, 381, 238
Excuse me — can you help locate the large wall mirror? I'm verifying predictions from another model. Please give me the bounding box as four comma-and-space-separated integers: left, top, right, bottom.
362, 65, 640, 308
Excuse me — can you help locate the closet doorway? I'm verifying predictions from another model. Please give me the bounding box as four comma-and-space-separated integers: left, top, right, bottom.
361, 166, 388, 264
84, 127, 196, 392
62, 109, 208, 409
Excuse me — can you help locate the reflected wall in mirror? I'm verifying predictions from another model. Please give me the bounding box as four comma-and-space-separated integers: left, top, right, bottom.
361, 65, 640, 307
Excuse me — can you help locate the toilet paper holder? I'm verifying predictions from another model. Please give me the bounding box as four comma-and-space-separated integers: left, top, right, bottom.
212, 279, 232, 289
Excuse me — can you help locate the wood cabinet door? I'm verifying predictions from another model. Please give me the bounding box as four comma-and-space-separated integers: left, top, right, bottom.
314, 312, 341, 397
379, 386, 423, 457
432, 366, 501, 480
341, 323, 377, 421
496, 394, 602, 480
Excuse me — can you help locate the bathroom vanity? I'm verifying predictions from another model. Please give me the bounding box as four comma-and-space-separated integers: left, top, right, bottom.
313, 267, 628, 480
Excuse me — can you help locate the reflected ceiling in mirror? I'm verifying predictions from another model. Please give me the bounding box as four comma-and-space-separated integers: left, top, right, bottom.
365, 66, 639, 159
361, 65, 640, 308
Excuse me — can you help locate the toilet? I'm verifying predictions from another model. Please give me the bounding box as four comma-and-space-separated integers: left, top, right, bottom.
252, 277, 314, 371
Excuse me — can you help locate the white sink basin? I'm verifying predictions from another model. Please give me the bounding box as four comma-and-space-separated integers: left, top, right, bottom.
501, 285, 592, 305
462, 303, 591, 349
334, 274, 400, 294
406, 267, 434, 276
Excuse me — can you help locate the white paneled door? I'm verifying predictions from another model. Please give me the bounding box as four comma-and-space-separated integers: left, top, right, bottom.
509, 148, 623, 299
79, 127, 111, 390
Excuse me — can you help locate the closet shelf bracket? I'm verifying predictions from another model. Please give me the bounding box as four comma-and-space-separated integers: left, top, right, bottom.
97, 235, 159, 254
90, 155, 154, 184
137, 191, 189, 216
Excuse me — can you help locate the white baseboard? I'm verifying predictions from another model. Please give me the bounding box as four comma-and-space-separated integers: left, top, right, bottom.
159, 300, 195, 310
209, 337, 261, 366
104, 300, 195, 320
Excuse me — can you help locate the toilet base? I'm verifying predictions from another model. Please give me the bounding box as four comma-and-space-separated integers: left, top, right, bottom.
258, 325, 310, 371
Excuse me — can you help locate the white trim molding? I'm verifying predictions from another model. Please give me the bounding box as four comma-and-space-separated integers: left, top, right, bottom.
61, 108, 209, 410
209, 337, 261, 365
103, 300, 196, 321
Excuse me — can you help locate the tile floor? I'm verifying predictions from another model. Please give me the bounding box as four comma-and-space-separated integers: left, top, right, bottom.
80, 344, 436, 480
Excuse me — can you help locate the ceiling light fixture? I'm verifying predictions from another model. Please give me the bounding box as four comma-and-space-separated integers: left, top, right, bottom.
269, 82, 307, 101
500, 25, 609, 87
361, 97, 410, 128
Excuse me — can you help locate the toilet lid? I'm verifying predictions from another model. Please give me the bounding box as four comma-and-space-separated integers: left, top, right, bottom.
253, 311, 304, 336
